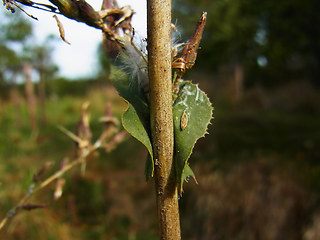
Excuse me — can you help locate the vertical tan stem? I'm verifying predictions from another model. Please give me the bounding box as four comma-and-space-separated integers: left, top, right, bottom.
38, 69, 47, 125
23, 63, 37, 131
147, 0, 181, 239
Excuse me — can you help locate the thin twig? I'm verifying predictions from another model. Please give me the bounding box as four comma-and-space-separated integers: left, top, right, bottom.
9, 0, 61, 16
0, 142, 97, 231
11, 0, 38, 20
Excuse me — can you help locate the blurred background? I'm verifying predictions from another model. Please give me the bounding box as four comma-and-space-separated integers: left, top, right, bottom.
1, 0, 320, 239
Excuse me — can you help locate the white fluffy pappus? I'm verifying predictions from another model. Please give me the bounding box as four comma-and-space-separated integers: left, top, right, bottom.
119, 25, 184, 94
119, 34, 149, 93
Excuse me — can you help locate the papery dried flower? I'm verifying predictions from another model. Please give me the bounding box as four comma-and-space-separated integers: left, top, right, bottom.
98, 103, 119, 143
76, 101, 92, 149
101, 1, 135, 58
172, 12, 207, 84
53, 158, 67, 200
53, 14, 71, 44
76, 102, 91, 175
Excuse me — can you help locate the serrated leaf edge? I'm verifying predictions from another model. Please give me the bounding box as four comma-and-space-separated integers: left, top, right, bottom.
177, 83, 213, 194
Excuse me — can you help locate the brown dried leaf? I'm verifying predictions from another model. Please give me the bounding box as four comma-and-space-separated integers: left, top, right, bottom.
173, 11, 207, 86
179, 11, 207, 70
53, 14, 70, 45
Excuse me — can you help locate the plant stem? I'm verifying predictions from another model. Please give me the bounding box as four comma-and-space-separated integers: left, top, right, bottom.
0, 149, 92, 231
147, 0, 181, 239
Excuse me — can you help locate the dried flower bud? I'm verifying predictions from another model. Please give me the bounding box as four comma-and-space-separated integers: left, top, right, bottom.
20, 203, 47, 211
53, 14, 71, 44
98, 103, 119, 143
54, 178, 66, 201
172, 12, 207, 85
33, 161, 53, 183
76, 102, 92, 149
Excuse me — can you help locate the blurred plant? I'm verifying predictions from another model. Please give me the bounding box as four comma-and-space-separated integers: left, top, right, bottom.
182, 160, 315, 240
0, 101, 127, 230
173, 0, 320, 86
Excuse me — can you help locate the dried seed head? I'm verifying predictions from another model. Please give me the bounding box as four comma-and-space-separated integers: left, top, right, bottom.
120, 34, 149, 92
172, 12, 207, 85
100, 3, 135, 58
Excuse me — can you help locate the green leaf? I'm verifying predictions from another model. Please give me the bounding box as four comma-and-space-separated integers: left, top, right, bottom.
144, 154, 154, 180
173, 81, 213, 194
121, 103, 153, 179
181, 164, 197, 185
112, 71, 154, 179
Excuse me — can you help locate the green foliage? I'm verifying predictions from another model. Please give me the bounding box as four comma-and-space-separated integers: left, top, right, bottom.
0, 10, 32, 87
0, 11, 32, 42
122, 104, 154, 179
1, 78, 319, 239
173, 81, 213, 193
97, 43, 112, 80
112, 67, 213, 190
111, 69, 154, 179
0, 86, 159, 239
173, 0, 320, 85
47, 77, 100, 97
0, 45, 20, 67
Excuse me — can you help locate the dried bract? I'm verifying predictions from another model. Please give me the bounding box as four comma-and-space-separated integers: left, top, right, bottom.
20, 203, 47, 211
53, 14, 70, 44
172, 12, 207, 84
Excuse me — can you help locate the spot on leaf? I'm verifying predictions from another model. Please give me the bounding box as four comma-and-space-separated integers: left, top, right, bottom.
180, 110, 188, 131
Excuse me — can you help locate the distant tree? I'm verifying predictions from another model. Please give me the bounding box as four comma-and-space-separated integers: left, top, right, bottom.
1, 10, 58, 127
173, 0, 320, 86
24, 39, 58, 125
23, 62, 38, 131
0, 11, 32, 97
97, 42, 112, 81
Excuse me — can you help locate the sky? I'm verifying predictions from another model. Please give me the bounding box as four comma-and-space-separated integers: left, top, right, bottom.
24, 0, 147, 79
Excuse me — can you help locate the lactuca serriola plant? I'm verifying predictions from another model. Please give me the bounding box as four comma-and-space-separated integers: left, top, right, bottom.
2, 0, 213, 197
